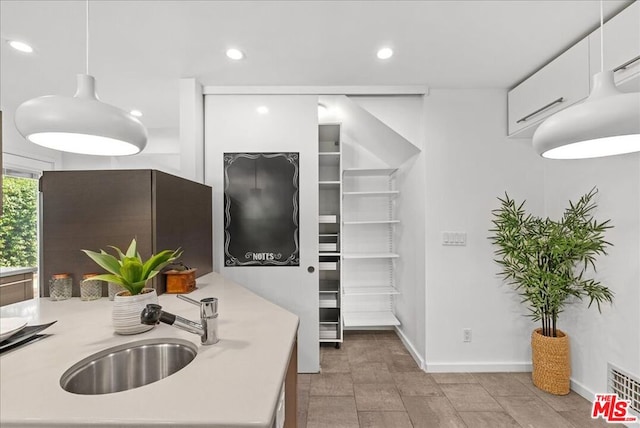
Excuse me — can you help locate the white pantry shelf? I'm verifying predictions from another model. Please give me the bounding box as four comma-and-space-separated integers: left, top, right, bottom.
319, 215, 338, 224
342, 285, 399, 296
343, 168, 398, 177
342, 253, 399, 259
343, 191, 399, 197
319, 294, 339, 308
319, 280, 340, 293
319, 261, 339, 271
319, 243, 338, 252
343, 311, 400, 327
343, 220, 400, 225
319, 252, 341, 257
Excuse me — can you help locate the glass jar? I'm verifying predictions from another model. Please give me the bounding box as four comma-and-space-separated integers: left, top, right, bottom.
49, 273, 72, 301
80, 273, 103, 301
108, 282, 126, 301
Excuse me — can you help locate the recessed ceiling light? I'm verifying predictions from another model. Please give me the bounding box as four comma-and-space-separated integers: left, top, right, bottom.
377, 47, 393, 60
8, 40, 34, 53
226, 48, 244, 60
130, 110, 143, 117
257, 106, 269, 115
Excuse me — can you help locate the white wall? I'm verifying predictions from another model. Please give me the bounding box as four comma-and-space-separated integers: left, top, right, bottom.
203, 94, 320, 372
424, 89, 545, 371
543, 154, 640, 397
423, 88, 640, 402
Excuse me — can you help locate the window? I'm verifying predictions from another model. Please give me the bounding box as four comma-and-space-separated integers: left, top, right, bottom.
1, 168, 40, 295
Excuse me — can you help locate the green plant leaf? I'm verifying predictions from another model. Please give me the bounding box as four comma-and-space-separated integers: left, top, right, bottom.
107, 246, 126, 264
141, 248, 183, 280
86, 274, 132, 292
81, 249, 121, 276
129, 280, 148, 296
125, 238, 137, 258
120, 257, 144, 284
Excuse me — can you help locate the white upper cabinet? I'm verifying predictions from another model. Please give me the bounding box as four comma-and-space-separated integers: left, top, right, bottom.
589, 1, 640, 92
508, 2, 639, 138
508, 38, 590, 137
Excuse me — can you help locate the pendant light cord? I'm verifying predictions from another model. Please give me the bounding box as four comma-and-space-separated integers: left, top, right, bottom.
86, 0, 89, 75
600, 0, 604, 73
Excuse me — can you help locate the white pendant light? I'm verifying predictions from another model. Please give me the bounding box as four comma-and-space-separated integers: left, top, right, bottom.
532, 1, 640, 159
14, 1, 147, 156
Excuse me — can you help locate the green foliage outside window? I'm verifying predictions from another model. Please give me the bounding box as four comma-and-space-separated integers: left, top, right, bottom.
1, 176, 38, 267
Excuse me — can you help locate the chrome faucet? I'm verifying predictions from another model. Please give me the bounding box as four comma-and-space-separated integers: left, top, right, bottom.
140, 295, 219, 345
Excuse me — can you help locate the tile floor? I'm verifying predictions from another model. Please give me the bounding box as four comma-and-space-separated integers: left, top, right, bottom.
297, 330, 623, 428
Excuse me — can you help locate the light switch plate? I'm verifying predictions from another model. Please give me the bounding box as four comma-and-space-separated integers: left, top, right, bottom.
442, 231, 467, 246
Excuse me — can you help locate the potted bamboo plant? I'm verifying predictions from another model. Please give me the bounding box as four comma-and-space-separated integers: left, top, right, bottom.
489, 187, 613, 395
82, 238, 182, 334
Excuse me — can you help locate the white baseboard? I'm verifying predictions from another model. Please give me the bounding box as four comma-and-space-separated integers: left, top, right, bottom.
394, 326, 426, 370
391, 329, 532, 374
570, 377, 594, 401
424, 362, 533, 373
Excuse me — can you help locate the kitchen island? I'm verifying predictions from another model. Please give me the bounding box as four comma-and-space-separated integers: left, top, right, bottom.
0, 272, 299, 427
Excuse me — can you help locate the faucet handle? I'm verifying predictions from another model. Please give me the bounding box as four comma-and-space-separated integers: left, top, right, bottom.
177, 294, 200, 306
177, 294, 218, 318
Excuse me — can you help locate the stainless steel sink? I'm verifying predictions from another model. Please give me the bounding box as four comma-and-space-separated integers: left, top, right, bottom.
60, 338, 197, 395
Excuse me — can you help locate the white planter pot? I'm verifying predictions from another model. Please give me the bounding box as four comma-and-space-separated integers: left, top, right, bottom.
112, 288, 158, 335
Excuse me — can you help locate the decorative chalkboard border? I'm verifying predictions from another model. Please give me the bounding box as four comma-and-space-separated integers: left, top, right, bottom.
223, 152, 300, 266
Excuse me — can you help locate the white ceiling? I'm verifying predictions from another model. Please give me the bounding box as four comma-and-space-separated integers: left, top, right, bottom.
0, 0, 634, 131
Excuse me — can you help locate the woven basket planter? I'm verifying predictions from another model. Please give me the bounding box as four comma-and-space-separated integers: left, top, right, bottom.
531, 328, 571, 395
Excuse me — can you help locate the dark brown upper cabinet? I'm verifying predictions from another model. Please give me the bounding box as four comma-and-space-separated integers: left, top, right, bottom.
40, 169, 213, 297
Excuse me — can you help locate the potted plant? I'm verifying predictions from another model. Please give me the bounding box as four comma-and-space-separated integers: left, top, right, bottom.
489, 187, 613, 395
82, 238, 182, 335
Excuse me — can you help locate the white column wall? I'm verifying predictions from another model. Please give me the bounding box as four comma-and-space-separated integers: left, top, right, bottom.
424, 89, 545, 371
179, 78, 204, 183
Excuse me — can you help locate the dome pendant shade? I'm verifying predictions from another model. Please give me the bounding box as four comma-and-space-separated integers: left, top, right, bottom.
533, 71, 640, 159
15, 74, 147, 156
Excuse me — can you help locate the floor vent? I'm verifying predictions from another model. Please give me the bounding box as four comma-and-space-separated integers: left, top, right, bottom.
608, 363, 640, 418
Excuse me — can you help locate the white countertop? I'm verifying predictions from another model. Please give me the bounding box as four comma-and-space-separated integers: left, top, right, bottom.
0, 272, 299, 427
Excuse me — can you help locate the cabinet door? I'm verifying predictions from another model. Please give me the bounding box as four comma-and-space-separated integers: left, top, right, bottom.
508, 38, 590, 137
589, 1, 640, 92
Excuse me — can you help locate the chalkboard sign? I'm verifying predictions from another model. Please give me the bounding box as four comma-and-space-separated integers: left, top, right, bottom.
223, 153, 300, 266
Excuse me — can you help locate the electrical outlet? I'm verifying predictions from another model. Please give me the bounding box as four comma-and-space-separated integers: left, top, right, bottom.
463, 328, 472, 343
